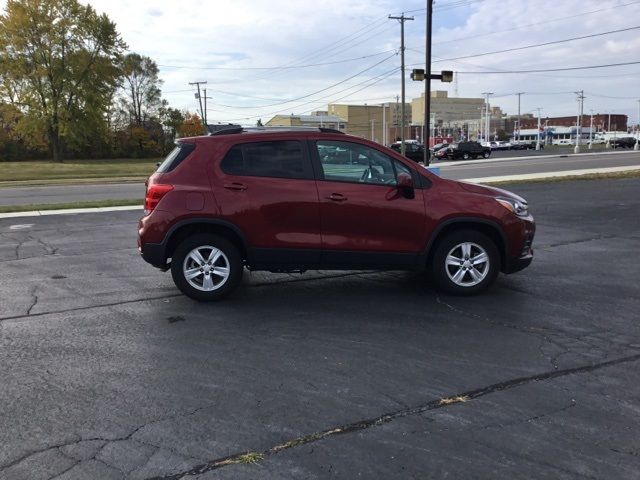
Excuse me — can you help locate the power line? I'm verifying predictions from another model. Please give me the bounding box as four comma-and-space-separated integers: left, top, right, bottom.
454, 60, 640, 74
432, 25, 640, 63
206, 52, 397, 110
158, 49, 396, 71
432, 0, 640, 46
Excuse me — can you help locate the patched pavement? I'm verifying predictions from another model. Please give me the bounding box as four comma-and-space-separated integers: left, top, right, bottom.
0, 178, 639, 479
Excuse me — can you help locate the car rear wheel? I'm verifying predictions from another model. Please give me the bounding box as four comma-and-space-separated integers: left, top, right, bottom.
171, 234, 243, 301
462, 153, 470, 160
431, 230, 500, 295
483, 151, 490, 158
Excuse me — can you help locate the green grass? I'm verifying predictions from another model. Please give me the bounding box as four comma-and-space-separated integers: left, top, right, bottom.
0, 198, 142, 213
0, 158, 159, 185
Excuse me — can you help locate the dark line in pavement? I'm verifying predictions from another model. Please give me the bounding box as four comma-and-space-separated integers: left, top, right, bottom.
147, 352, 640, 480
0, 272, 370, 323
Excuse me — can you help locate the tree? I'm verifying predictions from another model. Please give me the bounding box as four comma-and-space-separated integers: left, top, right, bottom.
0, 0, 126, 161
178, 112, 205, 138
119, 53, 162, 126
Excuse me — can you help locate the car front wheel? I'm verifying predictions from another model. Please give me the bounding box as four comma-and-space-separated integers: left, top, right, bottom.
483, 151, 491, 158
431, 230, 500, 295
171, 234, 243, 301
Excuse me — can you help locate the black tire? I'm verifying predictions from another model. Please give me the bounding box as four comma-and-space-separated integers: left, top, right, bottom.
483, 151, 491, 158
430, 229, 500, 295
171, 234, 243, 301
462, 152, 470, 160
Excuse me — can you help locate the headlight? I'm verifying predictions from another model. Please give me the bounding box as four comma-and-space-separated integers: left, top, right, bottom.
496, 197, 529, 217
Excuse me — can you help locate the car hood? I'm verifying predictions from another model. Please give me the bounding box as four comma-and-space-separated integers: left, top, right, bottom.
457, 181, 527, 202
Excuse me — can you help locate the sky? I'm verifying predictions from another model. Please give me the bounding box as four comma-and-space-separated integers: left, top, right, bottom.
3, 0, 640, 125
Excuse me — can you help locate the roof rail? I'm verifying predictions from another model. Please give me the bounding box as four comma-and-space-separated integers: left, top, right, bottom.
209, 126, 244, 136
207, 126, 346, 136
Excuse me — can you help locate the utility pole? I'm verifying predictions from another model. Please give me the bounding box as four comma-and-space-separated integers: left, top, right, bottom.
189, 81, 207, 128
371, 119, 375, 142
203, 88, 213, 126
389, 13, 414, 156
482, 92, 493, 143
574, 90, 585, 154
515, 92, 524, 142
536, 108, 542, 150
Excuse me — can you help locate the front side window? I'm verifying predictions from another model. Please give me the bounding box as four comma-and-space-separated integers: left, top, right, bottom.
220, 140, 311, 179
315, 140, 403, 186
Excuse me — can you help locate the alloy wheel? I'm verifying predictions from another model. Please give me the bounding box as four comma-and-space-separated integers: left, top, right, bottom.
445, 242, 490, 287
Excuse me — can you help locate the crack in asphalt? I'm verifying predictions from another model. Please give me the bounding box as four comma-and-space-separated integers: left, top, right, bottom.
25, 287, 39, 316
145, 353, 640, 480
0, 404, 216, 476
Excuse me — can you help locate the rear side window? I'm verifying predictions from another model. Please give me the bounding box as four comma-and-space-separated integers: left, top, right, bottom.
156, 143, 195, 173
220, 140, 312, 180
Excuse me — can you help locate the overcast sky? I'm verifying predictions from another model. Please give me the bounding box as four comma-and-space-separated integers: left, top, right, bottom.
4, 0, 640, 125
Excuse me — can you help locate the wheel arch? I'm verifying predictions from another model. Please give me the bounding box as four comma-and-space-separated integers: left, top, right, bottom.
163, 219, 249, 265
424, 218, 507, 271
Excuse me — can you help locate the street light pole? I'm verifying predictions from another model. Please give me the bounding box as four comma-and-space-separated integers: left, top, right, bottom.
423, 0, 433, 165
589, 110, 593, 149
536, 108, 542, 150
482, 92, 493, 143
574, 90, 584, 154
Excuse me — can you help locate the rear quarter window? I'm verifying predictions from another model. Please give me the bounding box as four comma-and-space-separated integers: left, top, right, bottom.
156, 143, 196, 173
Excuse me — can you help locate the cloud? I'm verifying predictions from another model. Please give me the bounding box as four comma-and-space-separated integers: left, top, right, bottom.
2, 0, 638, 124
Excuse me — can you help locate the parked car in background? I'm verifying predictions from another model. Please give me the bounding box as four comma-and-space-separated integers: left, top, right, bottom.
138, 127, 534, 300
435, 141, 491, 160
430, 142, 450, 154
609, 137, 637, 149
511, 141, 540, 150
390, 141, 428, 162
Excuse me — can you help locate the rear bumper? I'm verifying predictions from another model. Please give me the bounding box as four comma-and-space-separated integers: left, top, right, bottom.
140, 242, 168, 270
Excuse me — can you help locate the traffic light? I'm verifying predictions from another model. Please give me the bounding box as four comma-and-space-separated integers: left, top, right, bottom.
441, 70, 454, 82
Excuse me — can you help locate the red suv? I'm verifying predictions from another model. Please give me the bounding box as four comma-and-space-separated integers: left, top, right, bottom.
138, 127, 534, 301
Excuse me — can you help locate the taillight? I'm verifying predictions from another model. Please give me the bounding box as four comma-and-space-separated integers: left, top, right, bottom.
144, 184, 173, 214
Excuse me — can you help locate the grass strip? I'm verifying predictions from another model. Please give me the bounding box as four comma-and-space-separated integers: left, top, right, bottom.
0, 159, 158, 183
0, 198, 142, 213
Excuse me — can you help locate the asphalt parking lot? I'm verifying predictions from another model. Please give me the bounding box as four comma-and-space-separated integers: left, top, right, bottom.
1, 177, 639, 480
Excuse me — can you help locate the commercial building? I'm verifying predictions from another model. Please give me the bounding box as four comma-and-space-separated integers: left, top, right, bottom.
411, 90, 486, 126
327, 102, 413, 145
520, 114, 628, 132
265, 113, 346, 130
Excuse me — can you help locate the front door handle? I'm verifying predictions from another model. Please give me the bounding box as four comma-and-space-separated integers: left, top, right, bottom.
223, 182, 248, 191
327, 193, 347, 202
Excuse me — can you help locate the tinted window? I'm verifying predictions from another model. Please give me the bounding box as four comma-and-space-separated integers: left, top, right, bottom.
316, 140, 399, 186
220, 141, 311, 179
156, 143, 195, 173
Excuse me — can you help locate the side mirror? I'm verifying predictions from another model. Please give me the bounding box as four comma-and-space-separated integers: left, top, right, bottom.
397, 172, 414, 199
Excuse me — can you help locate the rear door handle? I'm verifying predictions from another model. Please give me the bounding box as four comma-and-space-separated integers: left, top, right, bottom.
327, 193, 347, 202
223, 183, 248, 191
